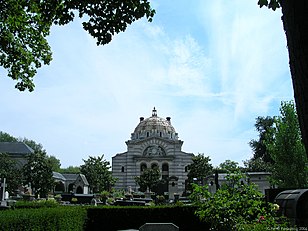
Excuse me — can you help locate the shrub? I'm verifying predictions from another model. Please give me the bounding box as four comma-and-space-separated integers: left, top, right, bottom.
0, 206, 86, 231
190, 169, 290, 231
15, 199, 59, 209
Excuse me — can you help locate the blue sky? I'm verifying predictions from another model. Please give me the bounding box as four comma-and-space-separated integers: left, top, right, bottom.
0, 0, 293, 168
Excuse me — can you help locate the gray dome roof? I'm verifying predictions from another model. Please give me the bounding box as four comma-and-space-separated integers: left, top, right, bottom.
131, 108, 178, 141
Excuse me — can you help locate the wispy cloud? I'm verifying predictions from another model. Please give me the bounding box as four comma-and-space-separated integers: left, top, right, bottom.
0, 0, 293, 167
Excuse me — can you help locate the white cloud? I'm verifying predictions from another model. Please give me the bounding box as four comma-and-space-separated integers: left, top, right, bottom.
0, 0, 293, 167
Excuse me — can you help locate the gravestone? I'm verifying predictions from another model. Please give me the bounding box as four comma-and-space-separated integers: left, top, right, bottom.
139, 223, 179, 231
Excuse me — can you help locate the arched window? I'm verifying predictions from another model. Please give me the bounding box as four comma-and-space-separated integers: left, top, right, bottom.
68, 183, 75, 193
121, 166, 125, 172
151, 163, 158, 169
185, 166, 189, 172
54, 182, 65, 192
162, 163, 169, 171
140, 163, 147, 172
76, 186, 83, 194
147, 132, 149, 137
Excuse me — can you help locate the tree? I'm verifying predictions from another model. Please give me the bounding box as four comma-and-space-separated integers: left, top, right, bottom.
267, 101, 308, 188
0, 0, 155, 91
244, 116, 275, 172
80, 155, 115, 193
0, 153, 22, 194
135, 167, 161, 192
187, 153, 213, 185
59, 166, 80, 174
20, 138, 44, 152
47, 155, 61, 172
19, 137, 61, 171
22, 151, 54, 198
0, 131, 18, 142
258, 1, 308, 159
219, 160, 239, 172
244, 157, 272, 172
249, 116, 275, 164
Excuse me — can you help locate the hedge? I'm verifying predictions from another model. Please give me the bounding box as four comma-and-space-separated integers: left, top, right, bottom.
85, 205, 209, 231
14, 199, 59, 209
0, 205, 209, 231
0, 206, 86, 231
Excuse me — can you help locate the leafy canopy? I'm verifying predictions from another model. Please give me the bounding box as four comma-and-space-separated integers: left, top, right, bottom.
0, 0, 155, 91
135, 167, 161, 192
0, 153, 23, 194
0, 131, 61, 171
266, 101, 308, 188
187, 153, 213, 182
257, 0, 281, 11
80, 154, 115, 193
219, 159, 239, 172
22, 151, 54, 198
244, 116, 275, 172
249, 116, 275, 164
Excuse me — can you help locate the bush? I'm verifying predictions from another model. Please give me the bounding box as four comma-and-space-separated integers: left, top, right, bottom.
15, 199, 59, 209
0, 206, 86, 231
85, 205, 209, 231
0, 205, 209, 230
189, 169, 290, 231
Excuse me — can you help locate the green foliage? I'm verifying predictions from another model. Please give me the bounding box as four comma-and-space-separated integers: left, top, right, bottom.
47, 155, 61, 172
58, 165, 81, 174
21, 137, 45, 152
0, 0, 54, 91
258, 0, 281, 11
0, 133, 61, 170
0, 0, 155, 91
156, 195, 166, 205
190, 168, 287, 231
219, 159, 239, 172
0, 206, 86, 231
266, 101, 308, 188
135, 167, 161, 192
111, 189, 125, 199
80, 154, 115, 193
15, 199, 59, 209
249, 116, 275, 165
188, 184, 211, 205
22, 151, 55, 198
68, 1, 155, 46
0, 153, 22, 194
2, 205, 207, 231
0, 131, 18, 142
247, 101, 308, 187
243, 157, 271, 172
187, 153, 213, 184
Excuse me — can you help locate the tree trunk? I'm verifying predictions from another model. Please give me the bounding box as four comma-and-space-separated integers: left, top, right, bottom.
280, 0, 308, 157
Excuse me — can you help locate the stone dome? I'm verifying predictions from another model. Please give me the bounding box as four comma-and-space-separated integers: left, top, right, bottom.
131, 107, 178, 141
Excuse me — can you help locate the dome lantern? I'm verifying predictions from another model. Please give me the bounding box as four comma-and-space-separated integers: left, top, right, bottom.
152, 107, 157, 117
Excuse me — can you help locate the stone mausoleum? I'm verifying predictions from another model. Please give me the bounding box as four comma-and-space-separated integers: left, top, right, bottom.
112, 108, 194, 198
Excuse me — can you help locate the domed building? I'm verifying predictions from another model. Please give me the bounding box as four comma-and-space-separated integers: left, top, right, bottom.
112, 108, 193, 198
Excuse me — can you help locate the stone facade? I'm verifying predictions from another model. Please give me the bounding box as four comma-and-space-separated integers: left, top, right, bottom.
112, 108, 193, 198
53, 172, 89, 194
205, 172, 272, 194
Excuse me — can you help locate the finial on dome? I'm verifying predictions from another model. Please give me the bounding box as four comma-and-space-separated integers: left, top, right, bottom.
152, 107, 157, 117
